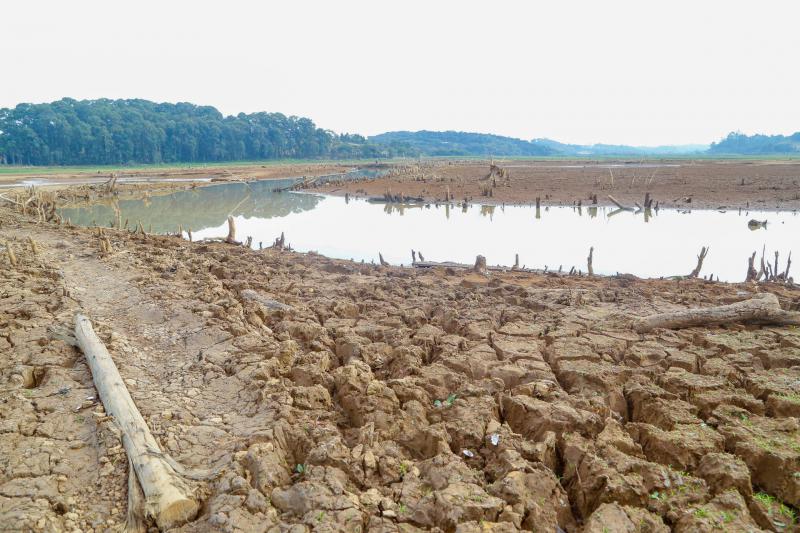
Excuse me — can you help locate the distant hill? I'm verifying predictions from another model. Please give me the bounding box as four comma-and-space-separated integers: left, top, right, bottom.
368, 131, 556, 157
532, 138, 709, 156
370, 130, 707, 157
709, 132, 800, 154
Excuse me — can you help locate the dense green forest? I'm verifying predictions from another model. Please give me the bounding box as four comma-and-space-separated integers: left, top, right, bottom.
709, 131, 800, 154
2, 98, 799, 165
368, 130, 556, 157
0, 98, 399, 165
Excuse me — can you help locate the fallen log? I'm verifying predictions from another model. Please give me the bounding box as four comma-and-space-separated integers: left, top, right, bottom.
74, 314, 198, 529
634, 293, 800, 333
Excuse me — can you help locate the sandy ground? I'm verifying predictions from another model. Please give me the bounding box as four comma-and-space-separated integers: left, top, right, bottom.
313, 159, 800, 211
1, 189, 800, 532
0, 162, 360, 187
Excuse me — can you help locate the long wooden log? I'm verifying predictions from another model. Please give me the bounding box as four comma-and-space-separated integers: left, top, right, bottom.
74, 314, 198, 529
635, 293, 800, 333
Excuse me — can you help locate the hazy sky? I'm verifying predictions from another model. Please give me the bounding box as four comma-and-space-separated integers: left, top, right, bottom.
3, 0, 799, 145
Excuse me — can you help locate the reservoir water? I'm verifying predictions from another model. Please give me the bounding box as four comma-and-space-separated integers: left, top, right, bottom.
59, 179, 799, 282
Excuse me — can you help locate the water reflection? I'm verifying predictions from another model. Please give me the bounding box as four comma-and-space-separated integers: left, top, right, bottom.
59, 179, 323, 233
60, 182, 799, 282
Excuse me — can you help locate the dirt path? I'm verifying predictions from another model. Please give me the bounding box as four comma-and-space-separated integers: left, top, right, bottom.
2, 203, 800, 532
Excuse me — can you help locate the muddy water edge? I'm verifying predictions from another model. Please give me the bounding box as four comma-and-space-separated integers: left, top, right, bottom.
1, 180, 800, 532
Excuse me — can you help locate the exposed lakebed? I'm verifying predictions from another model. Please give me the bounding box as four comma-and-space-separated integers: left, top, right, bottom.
59, 178, 799, 282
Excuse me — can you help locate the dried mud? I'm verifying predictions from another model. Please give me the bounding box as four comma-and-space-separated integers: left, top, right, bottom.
1, 199, 800, 532
314, 160, 800, 211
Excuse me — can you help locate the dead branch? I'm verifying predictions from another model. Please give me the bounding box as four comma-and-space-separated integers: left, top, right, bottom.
745, 251, 758, 282
689, 246, 709, 278
635, 292, 800, 333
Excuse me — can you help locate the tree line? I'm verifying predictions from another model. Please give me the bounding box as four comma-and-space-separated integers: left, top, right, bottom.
0, 98, 406, 165
709, 131, 800, 155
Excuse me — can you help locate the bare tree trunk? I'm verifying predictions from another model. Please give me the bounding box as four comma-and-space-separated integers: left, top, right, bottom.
225, 215, 237, 244
474, 255, 487, 275
784, 251, 792, 281
587, 246, 594, 276
689, 246, 709, 278
74, 315, 198, 529
635, 293, 800, 333
745, 251, 758, 282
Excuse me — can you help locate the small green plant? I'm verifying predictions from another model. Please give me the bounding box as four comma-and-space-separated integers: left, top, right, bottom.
445, 393, 457, 407
316, 511, 325, 522
74, 414, 85, 423
779, 503, 796, 523
398, 503, 408, 514
694, 508, 709, 518
399, 463, 408, 477
649, 491, 663, 501
754, 491, 775, 506
295, 463, 305, 474
720, 510, 735, 523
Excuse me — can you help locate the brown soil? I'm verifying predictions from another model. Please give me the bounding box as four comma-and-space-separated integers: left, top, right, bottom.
313, 159, 800, 211
0, 162, 357, 186
2, 194, 800, 532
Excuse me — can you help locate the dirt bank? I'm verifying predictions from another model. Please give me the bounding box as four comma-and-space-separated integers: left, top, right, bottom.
1, 196, 799, 532
314, 159, 800, 211
0, 162, 359, 187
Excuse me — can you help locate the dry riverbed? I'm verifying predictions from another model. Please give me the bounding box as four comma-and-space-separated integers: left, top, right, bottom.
314, 159, 800, 211
1, 185, 800, 532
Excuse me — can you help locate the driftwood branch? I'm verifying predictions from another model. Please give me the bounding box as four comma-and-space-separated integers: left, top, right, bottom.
635, 293, 800, 333
689, 246, 709, 278
74, 314, 198, 529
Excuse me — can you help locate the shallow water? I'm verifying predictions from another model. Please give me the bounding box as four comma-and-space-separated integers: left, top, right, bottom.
59, 180, 799, 282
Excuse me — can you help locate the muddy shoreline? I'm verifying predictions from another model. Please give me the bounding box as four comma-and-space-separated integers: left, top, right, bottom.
312, 159, 800, 211
1, 182, 800, 532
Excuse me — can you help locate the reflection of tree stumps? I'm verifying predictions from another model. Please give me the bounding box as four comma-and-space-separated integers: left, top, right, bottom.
379, 253, 389, 267
513, 253, 519, 270
188, 228, 193, 242
411, 250, 417, 263
418, 251, 425, 262
587, 247, 594, 276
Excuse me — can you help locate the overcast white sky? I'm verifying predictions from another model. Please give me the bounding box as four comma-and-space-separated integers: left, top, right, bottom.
3, 0, 799, 146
